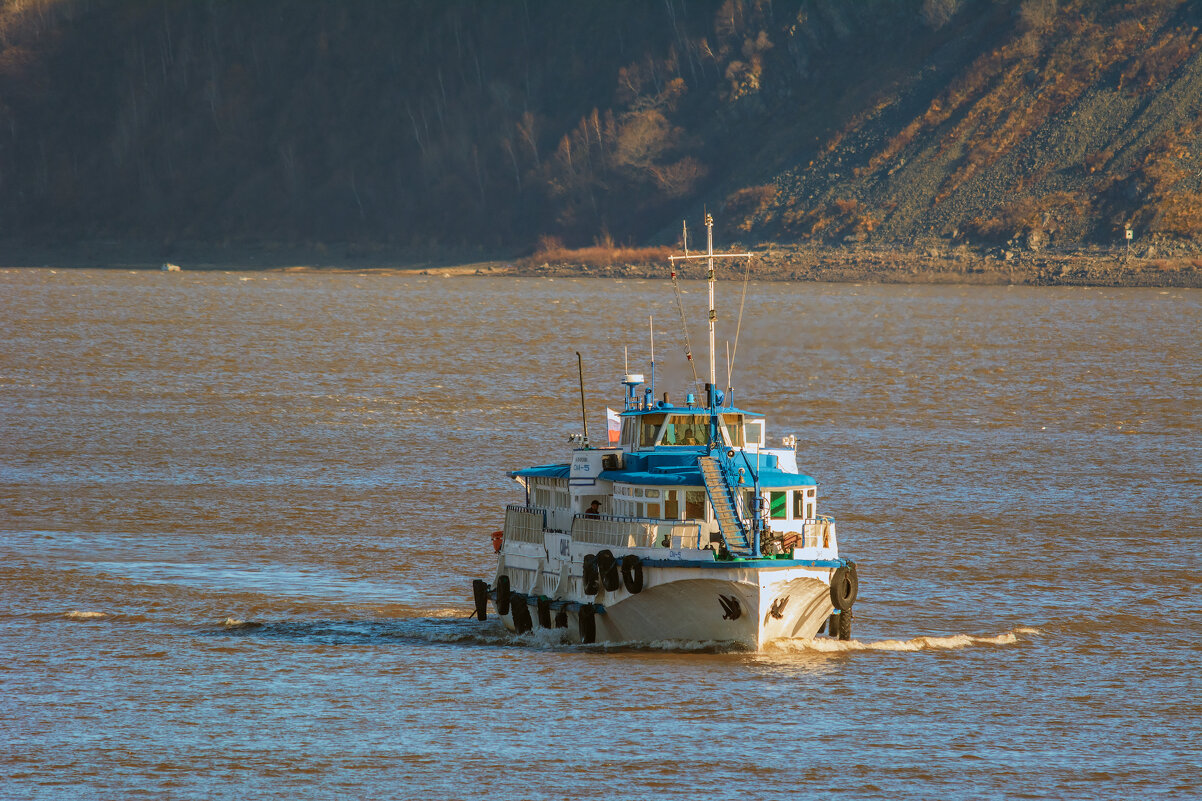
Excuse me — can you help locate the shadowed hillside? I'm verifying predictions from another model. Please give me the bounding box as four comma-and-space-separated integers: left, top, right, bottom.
1, 0, 1199, 258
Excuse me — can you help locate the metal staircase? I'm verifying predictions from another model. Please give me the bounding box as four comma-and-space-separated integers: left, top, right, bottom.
698, 455, 752, 554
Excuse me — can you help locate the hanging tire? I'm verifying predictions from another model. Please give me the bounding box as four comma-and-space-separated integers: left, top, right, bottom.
472, 579, 488, 621
537, 597, 552, 629
583, 554, 600, 595
829, 566, 858, 611
597, 549, 620, 592
510, 593, 532, 634
620, 554, 644, 594
579, 604, 596, 644
554, 610, 568, 628
495, 575, 511, 615
837, 608, 853, 641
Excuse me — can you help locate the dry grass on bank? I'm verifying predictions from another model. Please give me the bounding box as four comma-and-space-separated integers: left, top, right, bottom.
526, 237, 674, 267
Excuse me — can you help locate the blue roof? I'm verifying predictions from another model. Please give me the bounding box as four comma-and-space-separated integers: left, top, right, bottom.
511, 451, 815, 488
510, 463, 571, 479
619, 405, 763, 418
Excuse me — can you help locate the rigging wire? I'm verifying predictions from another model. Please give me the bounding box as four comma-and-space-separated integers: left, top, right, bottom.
669, 264, 703, 394
728, 254, 753, 388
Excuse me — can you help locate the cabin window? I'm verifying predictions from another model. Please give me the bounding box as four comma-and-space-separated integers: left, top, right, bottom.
647, 502, 661, 518
721, 414, 745, 447
662, 415, 710, 446
769, 491, 787, 519
806, 503, 814, 519
645, 489, 660, 498
639, 414, 666, 447
665, 490, 680, 519
635, 502, 644, 518
793, 491, 807, 519
744, 420, 764, 447
621, 418, 638, 449
685, 490, 707, 519
634, 488, 644, 497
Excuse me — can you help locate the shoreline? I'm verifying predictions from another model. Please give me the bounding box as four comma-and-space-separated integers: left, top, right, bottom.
2, 241, 1199, 288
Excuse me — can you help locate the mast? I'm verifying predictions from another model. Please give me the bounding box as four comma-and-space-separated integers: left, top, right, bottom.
706, 212, 716, 388
668, 215, 752, 408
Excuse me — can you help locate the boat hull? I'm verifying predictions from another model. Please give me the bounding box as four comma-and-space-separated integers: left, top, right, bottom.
494, 560, 841, 649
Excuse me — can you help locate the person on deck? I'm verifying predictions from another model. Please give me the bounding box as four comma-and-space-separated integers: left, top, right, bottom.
585, 500, 602, 518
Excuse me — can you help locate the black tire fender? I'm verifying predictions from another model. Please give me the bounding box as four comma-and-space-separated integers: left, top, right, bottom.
597, 549, 620, 592
620, 554, 644, 594
837, 608, 853, 641
495, 574, 511, 615
472, 579, 488, 621
830, 566, 858, 611
510, 593, 532, 634
579, 604, 596, 644
582, 554, 600, 595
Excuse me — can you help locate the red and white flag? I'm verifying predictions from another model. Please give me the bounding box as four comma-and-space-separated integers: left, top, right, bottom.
606, 407, 621, 445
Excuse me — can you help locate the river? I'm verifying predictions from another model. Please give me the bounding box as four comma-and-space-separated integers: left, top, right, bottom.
1, 268, 1198, 799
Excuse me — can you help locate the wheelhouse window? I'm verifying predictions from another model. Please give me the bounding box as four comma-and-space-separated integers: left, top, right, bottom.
638, 414, 666, 447
661, 415, 709, 446
721, 414, 745, 447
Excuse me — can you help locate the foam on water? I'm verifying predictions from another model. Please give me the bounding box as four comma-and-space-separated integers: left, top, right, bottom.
767, 626, 1041, 653
64, 610, 108, 620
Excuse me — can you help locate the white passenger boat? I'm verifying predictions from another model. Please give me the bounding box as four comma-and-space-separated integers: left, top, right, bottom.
471, 215, 859, 648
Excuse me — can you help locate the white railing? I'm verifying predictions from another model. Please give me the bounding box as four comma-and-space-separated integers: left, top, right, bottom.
767, 516, 837, 553
504, 504, 547, 545
571, 514, 703, 549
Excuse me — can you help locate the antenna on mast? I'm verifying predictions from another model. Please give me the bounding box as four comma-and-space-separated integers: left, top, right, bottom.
649, 315, 656, 402
576, 351, 590, 448
705, 211, 716, 388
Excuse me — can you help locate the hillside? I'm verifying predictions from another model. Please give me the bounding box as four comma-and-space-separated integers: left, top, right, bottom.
1, 0, 1200, 261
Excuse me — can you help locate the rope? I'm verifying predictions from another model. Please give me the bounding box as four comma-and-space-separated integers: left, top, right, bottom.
728, 255, 752, 388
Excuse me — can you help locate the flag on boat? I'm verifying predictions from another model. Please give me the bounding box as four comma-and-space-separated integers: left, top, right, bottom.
607, 407, 621, 445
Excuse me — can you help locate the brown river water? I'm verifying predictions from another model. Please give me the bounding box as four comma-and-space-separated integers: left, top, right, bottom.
1, 268, 1199, 799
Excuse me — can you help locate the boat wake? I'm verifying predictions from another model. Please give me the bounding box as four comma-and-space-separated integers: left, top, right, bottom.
204, 612, 1041, 655
765, 626, 1042, 653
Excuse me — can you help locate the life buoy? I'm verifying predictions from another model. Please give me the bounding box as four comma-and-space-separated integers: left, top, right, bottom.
536, 597, 552, 629
597, 549, 620, 592
829, 566, 858, 611
579, 603, 596, 644
582, 554, 600, 595
472, 579, 488, 621
495, 575, 511, 615
620, 554, 644, 594
510, 593, 532, 634
490, 530, 504, 553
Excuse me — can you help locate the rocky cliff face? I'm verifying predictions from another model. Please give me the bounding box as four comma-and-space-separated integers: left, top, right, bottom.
0, 0, 1198, 253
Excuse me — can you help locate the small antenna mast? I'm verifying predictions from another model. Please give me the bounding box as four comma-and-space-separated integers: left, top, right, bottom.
649, 315, 656, 401
576, 351, 590, 448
